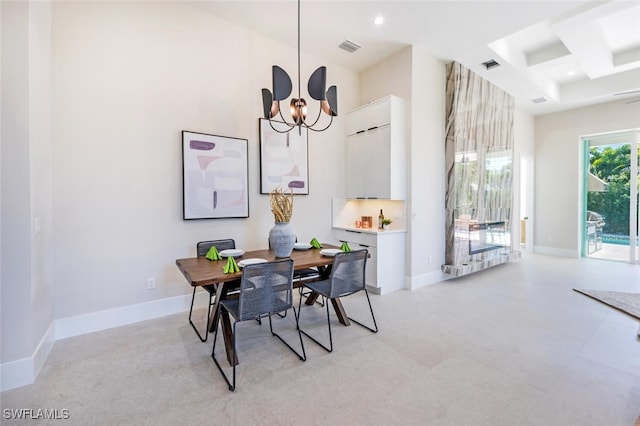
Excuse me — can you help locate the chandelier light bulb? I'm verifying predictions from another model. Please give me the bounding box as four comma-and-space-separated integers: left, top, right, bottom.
290, 98, 308, 125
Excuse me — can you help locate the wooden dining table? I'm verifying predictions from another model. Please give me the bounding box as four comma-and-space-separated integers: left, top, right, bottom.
175, 244, 350, 366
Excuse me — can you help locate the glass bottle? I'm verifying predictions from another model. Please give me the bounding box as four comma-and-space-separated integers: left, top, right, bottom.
378, 209, 384, 229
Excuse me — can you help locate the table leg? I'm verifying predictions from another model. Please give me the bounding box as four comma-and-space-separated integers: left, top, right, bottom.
330, 298, 350, 326
305, 266, 327, 306
304, 292, 320, 305
208, 283, 238, 366
304, 294, 350, 326
220, 311, 237, 366
208, 284, 226, 334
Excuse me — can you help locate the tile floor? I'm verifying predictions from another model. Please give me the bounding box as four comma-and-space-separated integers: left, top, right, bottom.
588, 242, 639, 263
1, 253, 639, 425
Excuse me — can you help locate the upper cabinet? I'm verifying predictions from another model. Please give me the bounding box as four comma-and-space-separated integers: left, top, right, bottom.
345, 96, 407, 200
346, 97, 392, 136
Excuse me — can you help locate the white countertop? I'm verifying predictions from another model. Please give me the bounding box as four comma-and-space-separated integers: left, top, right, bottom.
333, 226, 406, 235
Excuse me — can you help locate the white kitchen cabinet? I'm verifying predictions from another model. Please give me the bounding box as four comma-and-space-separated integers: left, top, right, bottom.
345, 132, 366, 199
346, 97, 391, 136
332, 228, 405, 294
345, 95, 406, 199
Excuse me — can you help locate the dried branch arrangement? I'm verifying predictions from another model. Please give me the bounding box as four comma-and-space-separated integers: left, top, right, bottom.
270, 188, 294, 222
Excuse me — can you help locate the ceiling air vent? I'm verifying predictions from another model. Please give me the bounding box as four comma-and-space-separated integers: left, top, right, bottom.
531, 97, 547, 104
338, 40, 361, 53
481, 59, 500, 70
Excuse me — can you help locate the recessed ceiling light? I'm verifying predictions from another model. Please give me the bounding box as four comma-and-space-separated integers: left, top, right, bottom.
567, 70, 576, 76
374, 15, 384, 25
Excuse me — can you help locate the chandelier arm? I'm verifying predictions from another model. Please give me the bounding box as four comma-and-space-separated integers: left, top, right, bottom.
305, 115, 334, 132
298, 104, 323, 128
277, 109, 297, 128
267, 116, 297, 134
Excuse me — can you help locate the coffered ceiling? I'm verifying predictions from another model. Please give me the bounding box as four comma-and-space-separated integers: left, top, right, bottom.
190, 0, 640, 115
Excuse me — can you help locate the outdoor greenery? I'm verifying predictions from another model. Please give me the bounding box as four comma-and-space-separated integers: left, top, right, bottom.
587, 144, 639, 235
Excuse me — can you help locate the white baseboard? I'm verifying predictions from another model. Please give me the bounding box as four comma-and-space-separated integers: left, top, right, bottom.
0, 357, 33, 392
406, 269, 450, 290
533, 245, 579, 258
1, 322, 55, 392
369, 270, 451, 295
1, 291, 204, 391
34, 323, 56, 383
378, 280, 406, 295
55, 293, 195, 340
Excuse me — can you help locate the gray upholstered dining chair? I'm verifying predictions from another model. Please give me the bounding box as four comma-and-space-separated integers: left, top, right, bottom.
211, 258, 306, 391
189, 239, 237, 342
297, 249, 378, 352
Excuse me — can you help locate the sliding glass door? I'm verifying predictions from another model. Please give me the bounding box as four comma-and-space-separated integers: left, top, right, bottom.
583, 130, 639, 264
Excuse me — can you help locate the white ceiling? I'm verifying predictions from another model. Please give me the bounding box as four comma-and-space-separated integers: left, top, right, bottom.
190, 0, 640, 115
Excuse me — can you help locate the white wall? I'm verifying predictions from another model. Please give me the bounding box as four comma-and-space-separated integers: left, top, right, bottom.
359, 48, 412, 104
29, 0, 55, 361
513, 108, 535, 250
1, 0, 55, 388
359, 45, 447, 288
407, 46, 446, 287
1, 0, 33, 365
534, 99, 640, 256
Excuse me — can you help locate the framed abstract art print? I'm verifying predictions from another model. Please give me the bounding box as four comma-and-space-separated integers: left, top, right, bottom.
182, 131, 249, 219
259, 119, 309, 195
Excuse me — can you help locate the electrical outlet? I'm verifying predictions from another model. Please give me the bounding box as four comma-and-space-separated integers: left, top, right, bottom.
146, 278, 155, 290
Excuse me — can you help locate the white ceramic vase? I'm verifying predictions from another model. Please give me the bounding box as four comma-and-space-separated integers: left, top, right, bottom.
269, 222, 296, 257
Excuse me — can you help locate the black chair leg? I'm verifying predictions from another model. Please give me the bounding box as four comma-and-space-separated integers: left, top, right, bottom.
298, 289, 377, 352
298, 295, 333, 353
268, 310, 306, 361
189, 288, 213, 342
347, 289, 379, 333
212, 309, 305, 391
211, 313, 236, 392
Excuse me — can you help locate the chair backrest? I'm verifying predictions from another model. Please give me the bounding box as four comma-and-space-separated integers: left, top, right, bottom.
237, 259, 294, 321
328, 249, 368, 299
197, 239, 236, 257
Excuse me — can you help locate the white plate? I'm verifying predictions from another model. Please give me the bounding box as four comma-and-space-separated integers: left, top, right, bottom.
293, 242, 312, 250
219, 249, 245, 258
237, 258, 267, 268
320, 248, 342, 257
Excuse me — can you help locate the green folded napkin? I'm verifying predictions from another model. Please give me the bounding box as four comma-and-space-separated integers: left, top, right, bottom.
223, 256, 240, 274
340, 241, 351, 252
310, 238, 322, 249
205, 246, 222, 261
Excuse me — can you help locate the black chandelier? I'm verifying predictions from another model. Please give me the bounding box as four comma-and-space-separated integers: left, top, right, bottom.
261, 0, 338, 133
